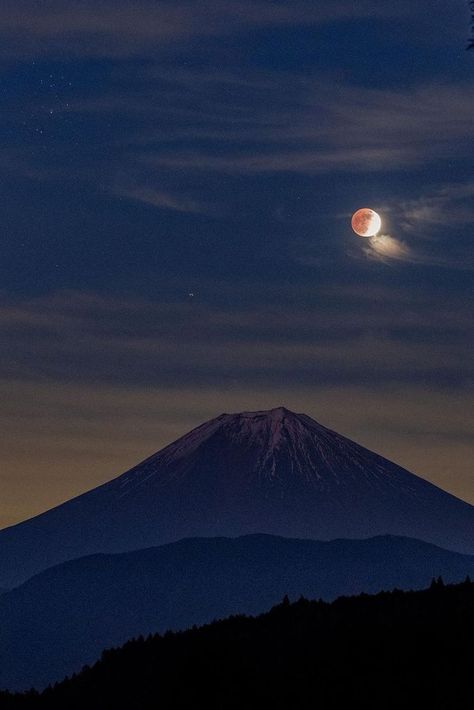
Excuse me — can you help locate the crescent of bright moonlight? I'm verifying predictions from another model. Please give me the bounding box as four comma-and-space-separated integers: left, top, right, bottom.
351, 208, 382, 237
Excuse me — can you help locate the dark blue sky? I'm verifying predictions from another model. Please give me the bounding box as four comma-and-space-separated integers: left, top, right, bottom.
0, 0, 473, 525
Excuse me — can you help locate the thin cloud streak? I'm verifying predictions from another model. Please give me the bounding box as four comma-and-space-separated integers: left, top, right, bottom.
400, 183, 474, 232
118, 187, 216, 215
0, 1, 414, 59
0, 290, 471, 388
134, 80, 474, 175
5, 69, 473, 189
358, 233, 474, 270
364, 234, 412, 263
344, 181, 474, 268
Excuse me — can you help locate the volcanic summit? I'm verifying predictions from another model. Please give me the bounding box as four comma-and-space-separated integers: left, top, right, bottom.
0, 407, 472, 587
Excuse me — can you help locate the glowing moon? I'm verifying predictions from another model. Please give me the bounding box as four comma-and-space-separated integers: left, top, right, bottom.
351, 208, 382, 237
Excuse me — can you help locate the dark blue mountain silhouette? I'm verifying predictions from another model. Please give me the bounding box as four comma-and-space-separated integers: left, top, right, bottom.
1, 533, 473, 690
0, 408, 473, 588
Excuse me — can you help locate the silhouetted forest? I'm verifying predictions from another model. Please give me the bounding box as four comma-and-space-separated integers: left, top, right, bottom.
1, 578, 472, 709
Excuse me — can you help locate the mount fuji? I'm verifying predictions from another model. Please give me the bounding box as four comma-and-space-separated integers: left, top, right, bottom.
1, 407, 473, 587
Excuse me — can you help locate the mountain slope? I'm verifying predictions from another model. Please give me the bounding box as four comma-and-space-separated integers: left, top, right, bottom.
0, 407, 473, 587
0, 534, 473, 691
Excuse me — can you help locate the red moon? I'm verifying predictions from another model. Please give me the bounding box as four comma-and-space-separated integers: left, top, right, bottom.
351, 208, 382, 237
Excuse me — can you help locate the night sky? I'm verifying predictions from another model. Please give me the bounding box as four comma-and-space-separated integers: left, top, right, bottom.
1, 1, 473, 527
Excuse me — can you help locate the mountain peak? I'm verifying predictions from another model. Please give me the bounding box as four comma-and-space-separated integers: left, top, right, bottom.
0, 406, 473, 588
160, 406, 324, 468
217, 407, 302, 426
224, 406, 296, 418
219, 406, 308, 430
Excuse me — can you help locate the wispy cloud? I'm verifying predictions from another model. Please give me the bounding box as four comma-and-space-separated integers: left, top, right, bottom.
2, 43, 473, 219
363, 234, 413, 263
0, 1, 413, 59
65, 73, 474, 221
352, 182, 474, 268
400, 183, 474, 232
128, 79, 474, 176
118, 186, 216, 215
0, 289, 471, 387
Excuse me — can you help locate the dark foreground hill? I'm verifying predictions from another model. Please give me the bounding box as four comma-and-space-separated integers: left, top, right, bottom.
2, 579, 473, 709
1, 408, 473, 588
1, 534, 474, 691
